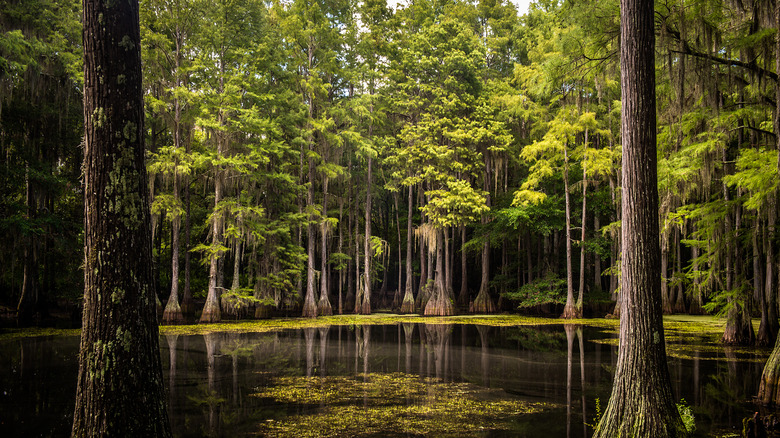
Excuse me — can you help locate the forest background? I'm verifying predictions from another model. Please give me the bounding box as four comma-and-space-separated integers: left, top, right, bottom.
1, 0, 779, 347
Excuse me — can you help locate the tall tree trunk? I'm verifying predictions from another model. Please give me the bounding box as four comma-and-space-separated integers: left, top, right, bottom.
201, 161, 223, 323
401, 186, 415, 313
73, 0, 170, 433
673, 226, 686, 313
756, 2, 780, 404
338, 196, 344, 315
318, 177, 333, 315
594, 213, 602, 292
721, 150, 754, 345
473, 173, 495, 313
661, 234, 671, 314
394, 192, 403, 309
758, 217, 772, 345
458, 225, 469, 306
17, 165, 38, 326
201, 48, 229, 324
181, 127, 194, 318
162, 205, 183, 324
576, 141, 588, 314
561, 148, 577, 318
360, 154, 373, 314
593, 0, 685, 433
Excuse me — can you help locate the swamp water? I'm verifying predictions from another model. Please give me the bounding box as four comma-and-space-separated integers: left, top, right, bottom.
0, 322, 768, 437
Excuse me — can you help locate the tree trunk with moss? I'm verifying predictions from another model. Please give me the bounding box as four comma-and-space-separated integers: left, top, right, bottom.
72, 0, 170, 434
593, 0, 685, 435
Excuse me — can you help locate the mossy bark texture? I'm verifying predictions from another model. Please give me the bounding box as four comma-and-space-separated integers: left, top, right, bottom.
72, 0, 170, 435
593, 0, 685, 436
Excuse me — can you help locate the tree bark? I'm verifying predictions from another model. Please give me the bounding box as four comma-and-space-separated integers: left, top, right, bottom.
756, 1, 780, 404
593, 0, 685, 434
73, 0, 170, 433
424, 229, 454, 316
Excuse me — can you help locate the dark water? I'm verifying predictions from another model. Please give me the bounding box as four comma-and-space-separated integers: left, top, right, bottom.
0, 323, 765, 437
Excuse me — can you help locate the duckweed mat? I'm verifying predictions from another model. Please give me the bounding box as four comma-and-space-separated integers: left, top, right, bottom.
252, 372, 554, 437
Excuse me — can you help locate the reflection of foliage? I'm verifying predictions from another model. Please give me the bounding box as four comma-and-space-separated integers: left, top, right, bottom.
253, 373, 552, 437
704, 366, 741, 409
502, 272, 566, 308
188, 388, 226, 408
220, 337, 254, 358
504, 327, 566, 352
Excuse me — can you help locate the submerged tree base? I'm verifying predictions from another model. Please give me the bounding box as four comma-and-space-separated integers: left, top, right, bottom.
253, 373, 551, 437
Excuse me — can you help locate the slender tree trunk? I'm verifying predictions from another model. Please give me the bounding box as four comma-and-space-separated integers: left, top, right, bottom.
181, 127, 194, 318
17, 165, 38, 326
394, 192, 403, 309
561, 149, 577, 318
338, 196, 344, 315
401, 186, 415, 313
576, 142, 588, 314
594, 213, 602, 292
527, 232, 534, 284
318, 177, 333, 316
473, 173, 495, 313
758, 217, 773, 345
458, 225, 469, 306
73, 0, 170, 433
661, 235, 671, 314
594, 0, 685, 433
162, 205, 183, 324
360, 154, 373, 314
673, 227, 686, 313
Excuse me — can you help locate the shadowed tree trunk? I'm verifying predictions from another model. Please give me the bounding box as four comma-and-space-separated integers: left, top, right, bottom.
593, 0, 685, 434
72, 0, 170, 434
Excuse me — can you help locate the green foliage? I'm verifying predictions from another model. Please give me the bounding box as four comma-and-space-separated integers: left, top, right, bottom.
502, 272, 566, 308
677, 398, 696, 435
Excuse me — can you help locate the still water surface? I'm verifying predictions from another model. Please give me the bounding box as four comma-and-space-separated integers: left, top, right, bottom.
0, 323, 766, 437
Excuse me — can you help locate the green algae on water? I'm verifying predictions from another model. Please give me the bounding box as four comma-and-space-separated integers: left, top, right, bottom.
252, 372, 553, 437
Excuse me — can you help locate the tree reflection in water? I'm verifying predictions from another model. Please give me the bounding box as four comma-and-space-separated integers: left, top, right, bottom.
0, 323, 769, 437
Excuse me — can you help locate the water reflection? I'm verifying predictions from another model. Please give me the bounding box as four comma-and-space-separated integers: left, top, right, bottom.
0, 323, 767, 437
